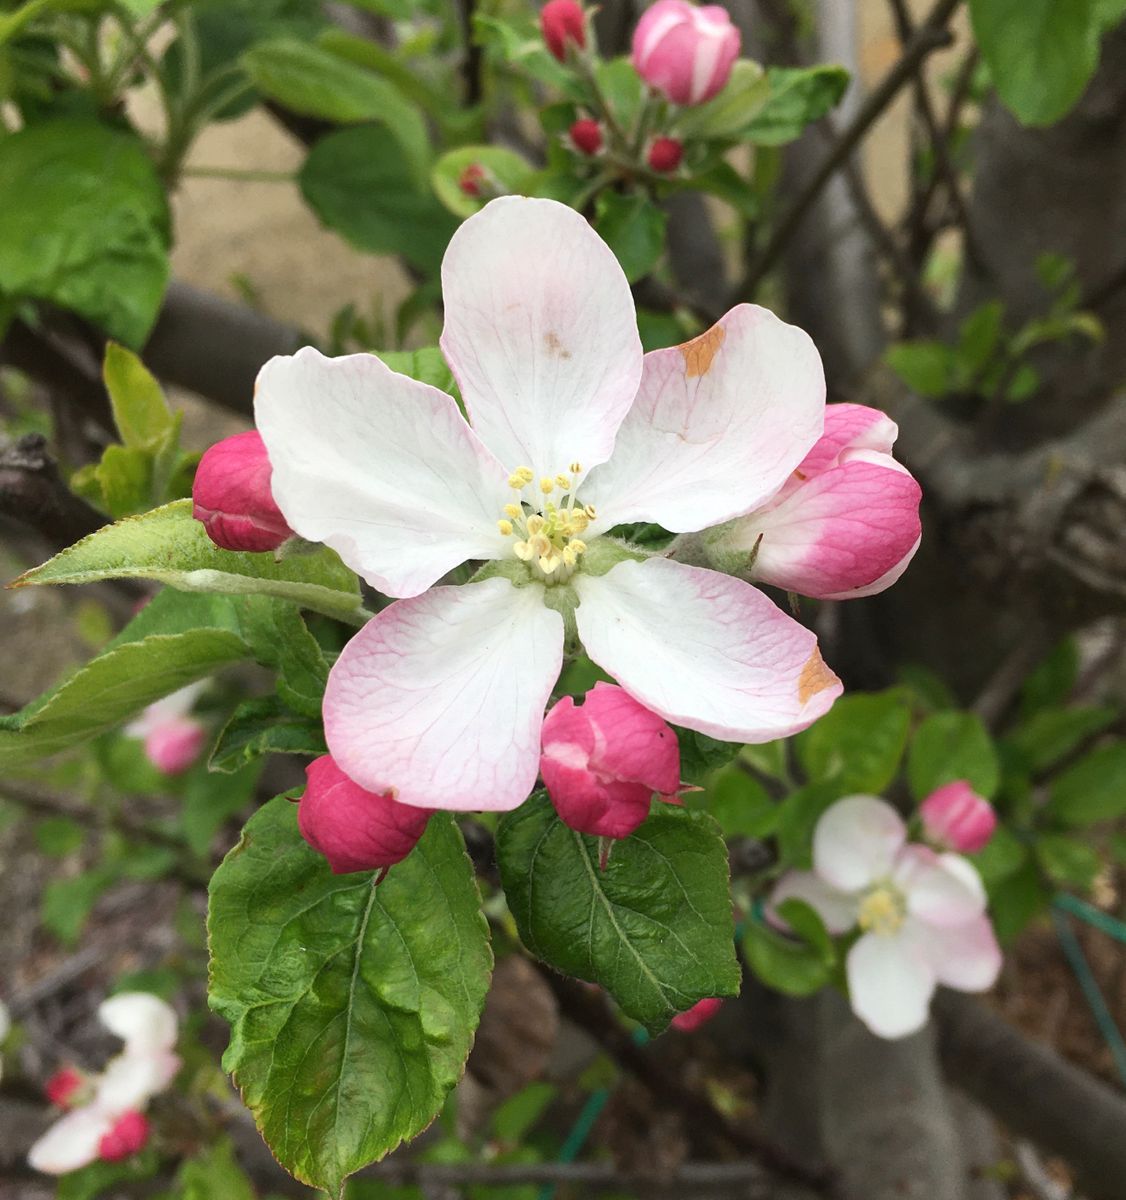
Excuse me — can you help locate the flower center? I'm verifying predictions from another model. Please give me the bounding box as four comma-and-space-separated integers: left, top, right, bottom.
856, 884, 906, 937
498, 463, 596, 584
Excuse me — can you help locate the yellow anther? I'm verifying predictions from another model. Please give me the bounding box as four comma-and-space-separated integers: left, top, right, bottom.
513, 541, 533, 561
555, 474, 572, 491
526, 514, 545, 536
584, 504, 597, 519
570, 461, 582, 474
570, 511, 590, 534
570, 539, 587, 555
562, 546, 577, 567
539, 477, 555, 495
503, 503, 521, 519
530, 534, 551, 557
508, 466, 534, 489
857, 886, 905, 936
497, 519, 513, 536
539, 552, 561, 574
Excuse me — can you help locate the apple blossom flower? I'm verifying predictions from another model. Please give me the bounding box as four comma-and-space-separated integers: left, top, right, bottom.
920, 781, 996, 854
769, 796, 1001, 1039
458, 163, 487, 197
125, 682, 208, 775
647, 136, 683, 173
298, 754, 434, 875
29, 993, 179, 1175
46, 1067, 88, 1109
568, 117, 603, 156
541, 0, 586, 61
632, 1, 741, 106
192, 429, 293, 553
670, 996, 723, 1031
255, 196, 841, 812
540, 682, 680, 837
711, 403, 922, 600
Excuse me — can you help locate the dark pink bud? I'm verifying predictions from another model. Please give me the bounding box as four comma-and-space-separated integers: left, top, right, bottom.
647, 136, 683, 173
670, 997, 723, 1032
45, 1067, 85, 1109
632, 0, 741, 106
569, 118, 603, 155
541, 0, 586, 61
920, 781, 996, 854
540, 682, 681, 839
298, 755, 434, 875
98, 1111, 149, 1163
458, 163, 487, 197
192, 430, 293, 553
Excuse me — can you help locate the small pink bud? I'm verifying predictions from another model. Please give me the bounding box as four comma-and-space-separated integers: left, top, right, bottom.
458, 163, 487, 197
569, 118, 603, 155
920, 781, 996, 854
45, 1067, 85, 1109
647, 136, 683, 173
298, 755, 434, 875
540, 682, 681, 839
192, 430, 293, 553
541, 0, 586, 62
97, 1111, 149, 1163
632, 0, 741, 106
144, 717, 206, 776
670, 997, 723, 1032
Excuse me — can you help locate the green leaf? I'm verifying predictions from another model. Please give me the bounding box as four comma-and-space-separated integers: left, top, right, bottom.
674, 59, 769, 139
986, 861, 1047, 943
42, 864, 116, 944
0, 119, 169, 346
955, 300, 1004, 377
970, 825, 1028, 886
741, 65, 850, 145
208, 800, 491, 1196
742, 918, 831, 997
969, 0, 1103, 126
907, 712, 1000, 800
374, 347, 457, 398
774, 898, 835, 965
884, 340, 955, 397
15, 500, 364, 623
695, 762, 778, 838
35, 816, 85, 856
1046, 743, 1126, 826
55, 1149, 159, 1200
496, 794, 739, 1034
181, 761, 260, 857
300, 126, 458, 274
1035, 834, 1100, 890
675, 727, 741, 786
593, 192, 667, 283
1004, 705, 1118, 774
102, 343, 175, 452
174, 1139, 256, 1200
776, 779, 841, 868
796, 689, 911, 794
1021, 638, 1079, 716
209, 695, 326, 774
431, 145, 535, 217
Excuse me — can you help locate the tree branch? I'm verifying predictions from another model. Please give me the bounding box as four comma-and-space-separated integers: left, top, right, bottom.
0, 433, 105, 549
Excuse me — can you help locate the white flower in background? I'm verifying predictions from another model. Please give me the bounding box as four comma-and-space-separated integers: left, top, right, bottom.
256, 196, 842, 812
28, 993, 180, 1175
770, 796, 1001, 1039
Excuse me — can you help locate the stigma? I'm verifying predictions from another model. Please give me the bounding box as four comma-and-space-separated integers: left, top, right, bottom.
498, 462, 595, 583
857, 884, 907, 937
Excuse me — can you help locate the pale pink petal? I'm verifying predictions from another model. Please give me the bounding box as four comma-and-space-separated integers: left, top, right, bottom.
324, 580, 564, 811
28, 1106, 114, 1175
580, 681, 681, 795
95, 1051, 180, 1111
573, 558, 840, 743
767, 870, 858, 935
813, 796, 907, 893
846, 930, 935, 1039
124, 682, 206, 738
581, 305, 824, 534
440, 196, 642, 478
798, 403, 899, 478
255, 347, 510, 599
897, 847, 987, 927
911, 914, 1002, 992
98, 993, 177, 1055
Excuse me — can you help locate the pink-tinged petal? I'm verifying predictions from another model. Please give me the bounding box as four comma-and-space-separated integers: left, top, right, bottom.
573, 558, 841, 743
28, 1106, 114, 1174
733, 455, 922, 600
98, 993, 178, 1055
98, 1111, 149, 1162
578, 681, 681, 795
191, 430, 293, 552
143, 717, 206, 775
124, 682, 207, 739
632, 1, 741, 106
768, 870, 859, 935
325, 579, 564, 811
846, 930, 935, 1039
255, 347, 510, 599
798, 403, 899, 478
440, 197, 642, 477
670, 997, 724, 1032
920, 781, 997, 854
914, 914, 1002, 992
582, 305, 825, 534
897, 847, 986, 927
96, 1051, 180, 1111
813, 796, 907, 893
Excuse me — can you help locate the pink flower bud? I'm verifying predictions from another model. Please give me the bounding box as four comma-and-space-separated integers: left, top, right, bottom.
632, 0, 741, 106
647, 136, 683, 173
541, 0, 586, 61
97, 1111, 149, 1163
298, 755, 434, 876
144, 717, 206, 776
569, 118, 604, 155
45, 1067, 85, 1109
920, 782, 996, 854
192, 430, 293, 553
670, 997, 723, 1031
458, 163, 487, 197
540, 682, 681, 839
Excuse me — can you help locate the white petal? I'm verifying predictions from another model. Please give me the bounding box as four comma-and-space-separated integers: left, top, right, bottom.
95, 1051, 179, 1111
914, 914, 1002, 992
324, 579, 564, 811
98, 993, 177, 1055
582, 305, 824, 532
440, 196, 642, 477
256, 347, 511, 599
124, 681, 207, 738
573, 558, 840, 743
768, 870, 858, 935
846, 930, 935, 1039
28, 1106, 113, 1175
812, 796, 907, 893
897, 847, 987, 927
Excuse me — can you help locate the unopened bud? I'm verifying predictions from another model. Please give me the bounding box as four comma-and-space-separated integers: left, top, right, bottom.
97, 1111, 149, 1163
192, 430, 293, 553
568, 118, 603, 155
632, 0, 741, 106
541, 0, 586, 61
647, 136, 683, 173
920, 781, 996, 854
670, 997, 723, 1032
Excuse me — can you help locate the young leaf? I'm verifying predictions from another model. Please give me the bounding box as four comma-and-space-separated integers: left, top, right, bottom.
907, 712, 1000, 800
884, 340, 955, 397
741, 65, 850, 145
102, 343, 176, 453
208, 799, 492, 1196
796, 689, 911, 794
209, 696, 326, 774
1046, 743, 1126, 826
432, 146, 535, 218
742, 917, 832, 997
593, 192, 667, 284
496, 794, 739, 1034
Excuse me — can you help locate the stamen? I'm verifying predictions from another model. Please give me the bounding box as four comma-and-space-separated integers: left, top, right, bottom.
503, 503, 521, 519
497, 519, 513, 536
513, 541, 533, 561
508, 466, 534, 489
540, 477, 555, 495
555, 473, 572, 490
569, 461, 582, 474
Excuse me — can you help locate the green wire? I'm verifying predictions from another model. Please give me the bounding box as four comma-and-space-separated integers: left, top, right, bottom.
1054, 891, 1126, 944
